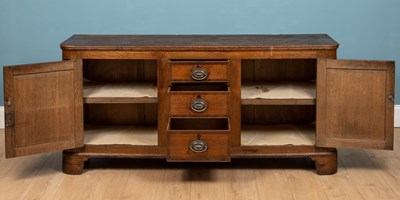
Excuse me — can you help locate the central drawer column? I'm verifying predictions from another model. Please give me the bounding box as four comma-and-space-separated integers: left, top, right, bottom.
166, 60, 232, 161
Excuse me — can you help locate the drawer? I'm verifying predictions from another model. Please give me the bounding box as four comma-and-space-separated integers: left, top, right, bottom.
169, 60, 229, 82
168, 84, 230, 116
167, 118, 230, 161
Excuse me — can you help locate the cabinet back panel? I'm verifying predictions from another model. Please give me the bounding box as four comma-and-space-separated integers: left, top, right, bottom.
241, 105, 315, 125
241, 59, 316, 82
169, 83, 229, 91
84, 104, 158, 125
169, 118, 229, 131
83, 59, 157, 82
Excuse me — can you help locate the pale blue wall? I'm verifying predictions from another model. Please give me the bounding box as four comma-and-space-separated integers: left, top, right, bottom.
1, 0, 399, 105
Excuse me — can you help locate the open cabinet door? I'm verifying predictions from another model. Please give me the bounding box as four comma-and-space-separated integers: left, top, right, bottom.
4, 60, 84, 158
316, 59, 395, 149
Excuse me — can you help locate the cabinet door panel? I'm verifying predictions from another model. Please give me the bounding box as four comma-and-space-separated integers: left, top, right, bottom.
4, 60, 83, 158
316, 59, 394, 149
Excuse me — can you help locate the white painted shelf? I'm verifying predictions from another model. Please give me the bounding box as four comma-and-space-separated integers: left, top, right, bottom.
84, 125, 158, 146
241, 124, 315, 146
83, 82, 157, 103
241, 82, 315, 105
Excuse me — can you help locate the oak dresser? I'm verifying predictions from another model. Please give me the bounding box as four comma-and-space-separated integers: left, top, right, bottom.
3, 34, 395, 175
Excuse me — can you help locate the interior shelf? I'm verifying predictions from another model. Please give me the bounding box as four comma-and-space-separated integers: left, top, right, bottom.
83, 82, 157, 103
241, 82, 315, 105
241, 124, 315, 146
84, 125, 158, 145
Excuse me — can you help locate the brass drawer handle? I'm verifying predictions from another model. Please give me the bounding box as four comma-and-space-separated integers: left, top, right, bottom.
190, 140, 208, 153
191, 96, 207, 112
191, 66, 208, 81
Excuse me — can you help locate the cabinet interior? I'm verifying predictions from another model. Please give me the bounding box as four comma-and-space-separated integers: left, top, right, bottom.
83, 59, 157, 82
241, 59, 317, 146
81, 58, 318, 146
83, 59, 158, 103
168, 118, 230, 131
83, 59, 158, 146
169, 83, 229, 92
241, 59, 316, 82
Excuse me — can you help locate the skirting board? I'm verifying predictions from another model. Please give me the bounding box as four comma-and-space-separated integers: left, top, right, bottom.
395, 105, 400, 128
0, 106, 3, 128
0, 106, 399, 128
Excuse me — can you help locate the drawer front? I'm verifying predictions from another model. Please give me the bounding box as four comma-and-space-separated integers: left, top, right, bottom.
169, 92, 229, 116
168, 132, 230, 161
169, 61, 229, 82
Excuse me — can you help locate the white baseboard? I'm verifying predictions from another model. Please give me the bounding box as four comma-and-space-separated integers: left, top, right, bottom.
395, 105, 400, 127
0, 105, 399, 129
0, 106, 4, 128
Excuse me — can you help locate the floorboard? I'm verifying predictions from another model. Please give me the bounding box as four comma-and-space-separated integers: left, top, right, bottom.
1, 129, 400, 200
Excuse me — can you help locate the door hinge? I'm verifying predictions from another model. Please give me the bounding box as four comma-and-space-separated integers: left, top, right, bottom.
388, 95, 395, 103
5, 112, 14, 127
5, 97, 12, 107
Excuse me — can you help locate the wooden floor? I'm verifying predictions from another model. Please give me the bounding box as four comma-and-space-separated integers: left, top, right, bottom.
2, 129, 400, 200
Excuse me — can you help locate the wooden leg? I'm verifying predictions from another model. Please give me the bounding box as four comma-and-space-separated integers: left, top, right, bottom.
310, 149, 338, 175
62, 151, 88, 175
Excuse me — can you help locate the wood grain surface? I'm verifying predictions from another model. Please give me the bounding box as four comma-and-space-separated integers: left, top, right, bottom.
61, 34, 339, 51
1, 129, 400, 200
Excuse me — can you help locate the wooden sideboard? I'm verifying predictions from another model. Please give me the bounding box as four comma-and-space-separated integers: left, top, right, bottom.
3, 35, 395, 175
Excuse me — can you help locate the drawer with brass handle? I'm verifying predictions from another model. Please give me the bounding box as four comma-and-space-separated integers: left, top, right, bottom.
168, 83, 230, 116
169, 60, 229, 82
167, 118, 230, 162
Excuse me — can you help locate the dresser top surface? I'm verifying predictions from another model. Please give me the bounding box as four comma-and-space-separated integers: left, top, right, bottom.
60, 34, 339, 51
